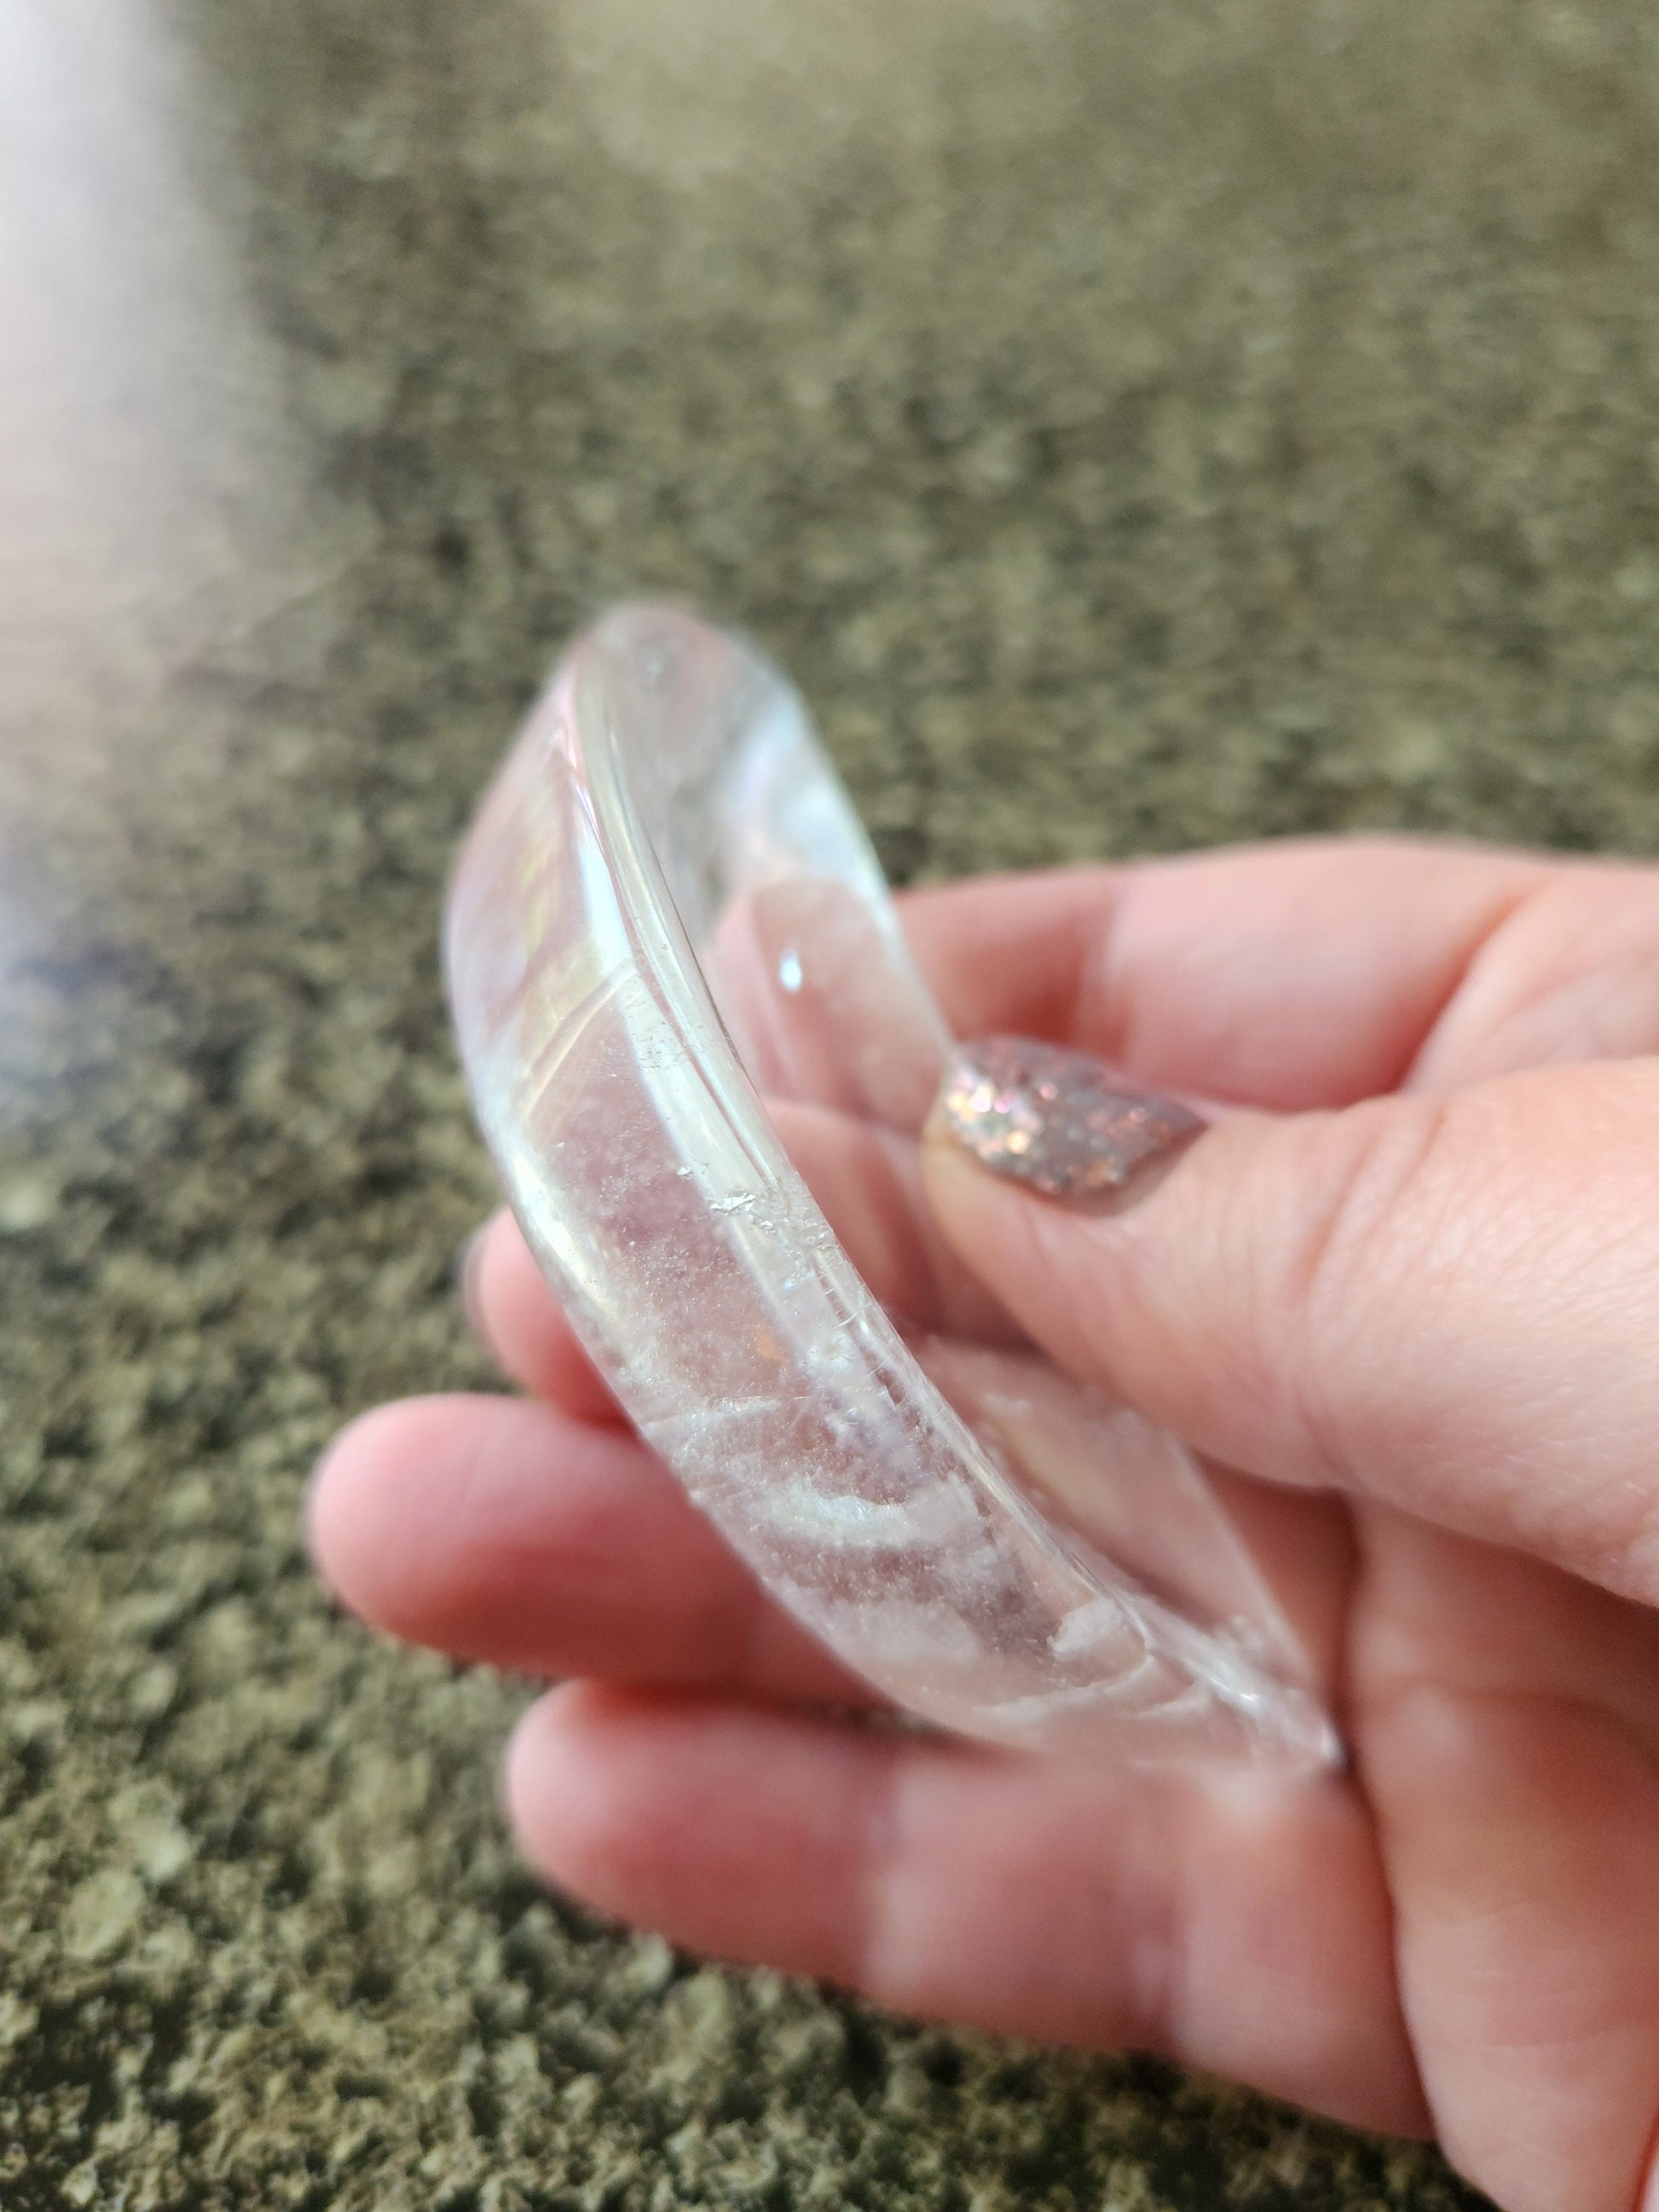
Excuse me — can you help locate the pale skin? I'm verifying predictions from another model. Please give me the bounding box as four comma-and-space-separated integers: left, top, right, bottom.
310, 838, 1659, 2212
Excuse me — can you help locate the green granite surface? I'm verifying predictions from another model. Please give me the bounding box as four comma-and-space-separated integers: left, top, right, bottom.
5, 0, 1659, 2201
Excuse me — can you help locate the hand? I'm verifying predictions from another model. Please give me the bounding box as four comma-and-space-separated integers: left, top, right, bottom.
310, 838, 1659, 2212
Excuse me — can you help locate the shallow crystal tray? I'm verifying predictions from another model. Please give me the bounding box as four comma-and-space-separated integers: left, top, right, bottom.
445, 605, 1338, 1770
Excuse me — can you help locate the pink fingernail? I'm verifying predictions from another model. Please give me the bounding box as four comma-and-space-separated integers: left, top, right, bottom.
934, 1037, 1206, 1202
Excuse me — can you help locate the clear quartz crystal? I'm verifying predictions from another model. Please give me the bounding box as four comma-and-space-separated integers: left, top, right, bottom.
445, 605, 1339, 1770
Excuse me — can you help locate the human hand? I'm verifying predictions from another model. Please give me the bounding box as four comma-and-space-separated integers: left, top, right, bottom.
311, 837, 1659, 2212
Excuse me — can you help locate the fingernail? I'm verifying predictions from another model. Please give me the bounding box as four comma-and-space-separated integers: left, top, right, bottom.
932, 1036, 1206, 1202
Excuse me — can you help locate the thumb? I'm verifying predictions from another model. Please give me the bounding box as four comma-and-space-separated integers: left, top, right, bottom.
923, 1037, 1659, 1608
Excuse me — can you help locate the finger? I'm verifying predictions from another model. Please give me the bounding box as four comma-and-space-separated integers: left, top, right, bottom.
506, 1683, 1424, 2139
1353, 1505, 1659, 1760
1411, 858, 1659, 1087
464, 1210, 625, 1423
1356, 1508, 1659, 2212
924, 1052, 1659, 1608
1368, 1687, 1659, 2212
898, 840, 1553, 1107
307, 1394, 872, 1707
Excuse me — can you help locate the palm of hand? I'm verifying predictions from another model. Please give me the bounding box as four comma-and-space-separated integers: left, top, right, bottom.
312, 842, 1659, 2212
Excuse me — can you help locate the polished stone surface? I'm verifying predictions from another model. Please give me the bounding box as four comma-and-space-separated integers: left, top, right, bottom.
7, 0, 1659, 2201
448, 607, 1335, 1772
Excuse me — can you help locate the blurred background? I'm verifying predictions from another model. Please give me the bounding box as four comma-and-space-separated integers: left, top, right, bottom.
3, 0, 1656, 2202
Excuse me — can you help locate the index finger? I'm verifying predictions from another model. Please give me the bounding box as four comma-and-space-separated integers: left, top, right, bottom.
898, 836, 1552, 1110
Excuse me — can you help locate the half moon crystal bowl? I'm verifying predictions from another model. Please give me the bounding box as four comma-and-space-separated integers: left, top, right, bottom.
444, 604, 1338, 1771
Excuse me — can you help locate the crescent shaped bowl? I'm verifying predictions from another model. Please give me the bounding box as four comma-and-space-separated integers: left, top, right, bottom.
445, 604, 1338, 1771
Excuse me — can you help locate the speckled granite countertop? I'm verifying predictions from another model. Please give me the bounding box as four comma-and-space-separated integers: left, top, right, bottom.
4, 1, 1658, 2203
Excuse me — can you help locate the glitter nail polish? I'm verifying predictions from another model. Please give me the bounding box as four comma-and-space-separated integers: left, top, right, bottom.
936, 1036, 1205, 1200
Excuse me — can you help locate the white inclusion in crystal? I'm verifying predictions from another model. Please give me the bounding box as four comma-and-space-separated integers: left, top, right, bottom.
777, 948, 804, 993
983, 1666, 1205, 1736
753, 1481, 983, 1548
806, 1591, 986, 1669
708, 1190, 760, 1218
1050, 1594, 1131, 1659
